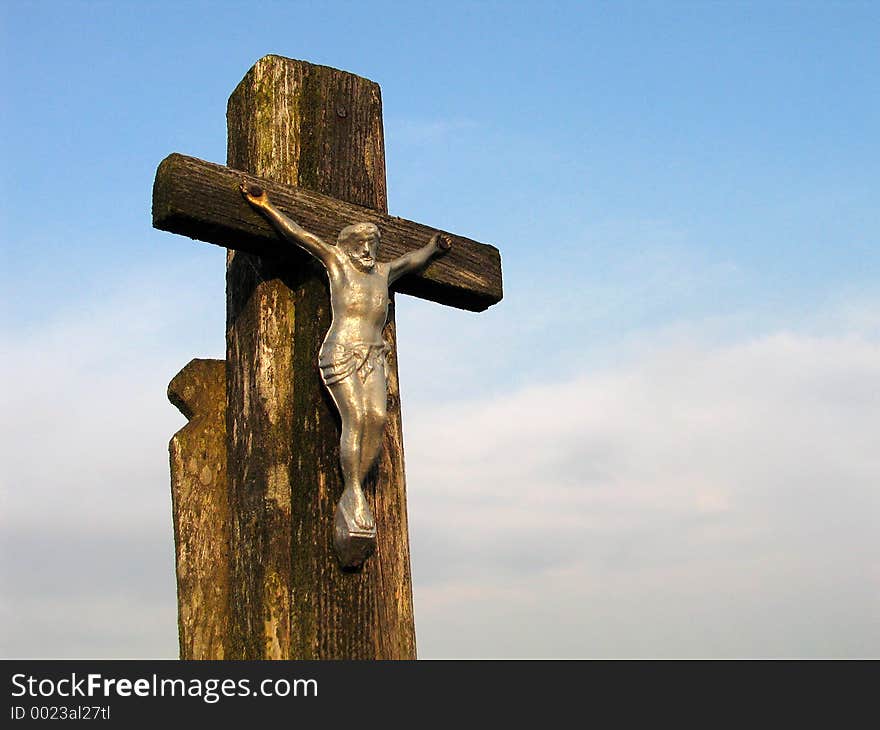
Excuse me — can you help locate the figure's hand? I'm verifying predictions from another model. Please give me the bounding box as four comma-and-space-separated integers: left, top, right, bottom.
431, 233, 453, 254
240, 180, 270, 208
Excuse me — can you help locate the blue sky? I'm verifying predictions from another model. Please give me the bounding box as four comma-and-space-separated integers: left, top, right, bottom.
1, 1, 878, 657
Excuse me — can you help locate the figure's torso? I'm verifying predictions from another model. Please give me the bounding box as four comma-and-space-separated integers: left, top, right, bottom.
324, 261, 390, 346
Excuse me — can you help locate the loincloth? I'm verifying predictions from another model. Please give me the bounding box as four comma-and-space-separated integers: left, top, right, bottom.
318, 341, 390, 386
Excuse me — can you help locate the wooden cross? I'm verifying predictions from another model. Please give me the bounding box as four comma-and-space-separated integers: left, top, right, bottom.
153, 56, 502, 660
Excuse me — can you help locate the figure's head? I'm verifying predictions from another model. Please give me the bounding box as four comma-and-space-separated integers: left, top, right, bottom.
338, 222, 380, 271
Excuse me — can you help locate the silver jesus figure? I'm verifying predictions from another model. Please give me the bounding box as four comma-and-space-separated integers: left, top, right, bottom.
241, 183, 451, 566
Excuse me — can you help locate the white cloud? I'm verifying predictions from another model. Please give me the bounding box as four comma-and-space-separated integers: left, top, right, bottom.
2, 262, 877, 657
0, 264, 223, 534
0, 268, 220, 658
404, 330, 880, 657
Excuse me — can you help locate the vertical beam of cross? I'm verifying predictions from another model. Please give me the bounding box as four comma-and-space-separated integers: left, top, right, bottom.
224, 56, 416, 659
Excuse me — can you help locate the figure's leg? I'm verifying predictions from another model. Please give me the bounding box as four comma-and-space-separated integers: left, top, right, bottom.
326, 377, 374, 531
358, 366, 389, 486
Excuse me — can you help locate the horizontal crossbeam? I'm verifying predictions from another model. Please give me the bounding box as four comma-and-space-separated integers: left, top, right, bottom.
152, 153, 503, 312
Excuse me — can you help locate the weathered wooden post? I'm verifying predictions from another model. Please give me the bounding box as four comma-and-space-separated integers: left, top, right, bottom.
167, 358, 228, 659
155, 56, 502, 659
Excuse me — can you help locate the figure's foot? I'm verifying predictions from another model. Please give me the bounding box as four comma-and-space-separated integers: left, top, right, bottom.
339, 486, 375, 531
334, 489, 377, 568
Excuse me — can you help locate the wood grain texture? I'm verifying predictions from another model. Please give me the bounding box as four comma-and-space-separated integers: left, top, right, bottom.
225, 55, 417, 659
167, 358, 229, 659
152, 153, 502, 312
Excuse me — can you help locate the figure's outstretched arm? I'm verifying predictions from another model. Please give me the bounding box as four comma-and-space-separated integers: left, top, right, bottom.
240, 182, 338, 267
388, 233, 452, 285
